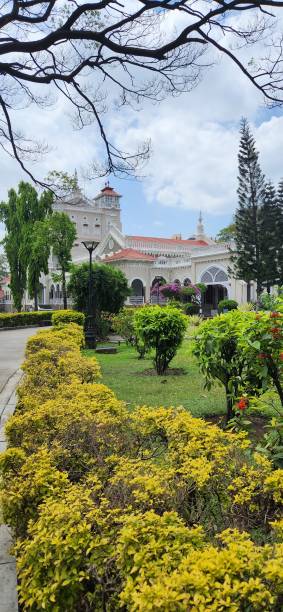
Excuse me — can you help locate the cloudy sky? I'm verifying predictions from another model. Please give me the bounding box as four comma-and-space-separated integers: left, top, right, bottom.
1, 5, 283, 242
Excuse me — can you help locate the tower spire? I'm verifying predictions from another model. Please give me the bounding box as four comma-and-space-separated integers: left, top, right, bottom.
196, 210, 205, 237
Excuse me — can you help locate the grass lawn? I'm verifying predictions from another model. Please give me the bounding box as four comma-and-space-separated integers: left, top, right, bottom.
84, 337, 227, 418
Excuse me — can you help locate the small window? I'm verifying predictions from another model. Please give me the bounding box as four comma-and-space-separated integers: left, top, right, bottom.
83, 223, 88, 227
95, 223, 100, 227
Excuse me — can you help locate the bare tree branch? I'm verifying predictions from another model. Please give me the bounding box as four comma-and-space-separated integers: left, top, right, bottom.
0, 0, 283, 182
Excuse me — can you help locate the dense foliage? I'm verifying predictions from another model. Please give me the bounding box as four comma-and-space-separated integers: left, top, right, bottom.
134, 306, 187, 374
1, 325, 283, 610
112, 307, 148, 358
194, 309, 282, 422
232, 120, 283, 299
194, 311, 263, 421
0, 310, 54, 328
68, 263, 130, 336
218, 298, 238, 312
52, 309, 85, 327
48, 212, 77, 310
0, 182, 53, 310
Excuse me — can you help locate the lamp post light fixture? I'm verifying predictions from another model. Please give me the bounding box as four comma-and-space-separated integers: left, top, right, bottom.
81, 240, 99, 349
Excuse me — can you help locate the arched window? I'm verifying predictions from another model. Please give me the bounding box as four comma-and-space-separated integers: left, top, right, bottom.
200, 267, 228, 283
183, 278, 191, 286
131, 279, 144, 297
151, 276, 166, 289
173, 279, 181, 286
49, 284, 55, 300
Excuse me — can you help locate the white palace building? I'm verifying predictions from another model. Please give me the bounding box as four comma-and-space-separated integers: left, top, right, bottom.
0, 183, 252, 312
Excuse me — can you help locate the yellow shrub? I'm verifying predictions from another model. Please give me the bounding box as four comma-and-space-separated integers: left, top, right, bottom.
18, 348, 101, 410
118, 518, 282, 611
16, 484, 120, 612
0, 447, 70, 538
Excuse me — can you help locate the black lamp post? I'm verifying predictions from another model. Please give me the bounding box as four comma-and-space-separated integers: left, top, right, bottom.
81, 240, 99, 349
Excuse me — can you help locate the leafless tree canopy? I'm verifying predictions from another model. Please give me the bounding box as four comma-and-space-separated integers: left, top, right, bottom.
1, 0, 283, 183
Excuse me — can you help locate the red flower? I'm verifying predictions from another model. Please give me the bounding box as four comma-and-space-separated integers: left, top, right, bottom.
271, 327, 281, 338
280, 353, 283, 361
237, 397, 249, 410
258, 352, 267, 359
270, 311, 280, 318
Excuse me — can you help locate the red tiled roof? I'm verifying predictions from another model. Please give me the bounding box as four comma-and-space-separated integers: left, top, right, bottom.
127, 235, 208, 246
100, 186, 121, 197
0, 276, 10, 285
104, 248, 155, 262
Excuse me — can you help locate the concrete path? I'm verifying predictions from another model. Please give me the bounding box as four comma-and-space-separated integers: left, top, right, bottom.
0, 327, 41, 393
0, 327, 41, 612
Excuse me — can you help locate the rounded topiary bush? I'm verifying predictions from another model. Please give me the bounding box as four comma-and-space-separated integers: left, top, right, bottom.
218, 299, 238, 313
52, 309, 85, 327
135, 305, 187, 374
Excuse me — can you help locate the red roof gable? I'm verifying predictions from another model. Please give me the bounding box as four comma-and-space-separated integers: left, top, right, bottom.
104, 248, 155, 262
127, 235, 208, 246
100, 185, 121, 197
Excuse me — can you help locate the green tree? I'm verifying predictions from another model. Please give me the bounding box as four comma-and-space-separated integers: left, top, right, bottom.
68, 262, 130, 319
277, 179, 283, 285
259, 181, 280, 292
0, 182, 52, 311
48, 212, 77, 310
194, 311, 264, 422
28, 221, 51, 310
216, 222, 236, 243
232, 119, 265, 300
46, 170, 79, 198
134, 306, 187, 375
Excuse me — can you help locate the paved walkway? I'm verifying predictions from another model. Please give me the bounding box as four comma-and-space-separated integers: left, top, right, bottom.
0, 327, 41, 612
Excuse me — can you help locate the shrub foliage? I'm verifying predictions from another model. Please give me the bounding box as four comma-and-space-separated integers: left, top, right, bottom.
134, 306, 187, 374
52, 309, 85, 327
1, 321, 283, 610
0, 310, 54, 328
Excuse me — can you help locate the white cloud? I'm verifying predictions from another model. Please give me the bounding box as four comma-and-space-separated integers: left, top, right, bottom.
0, 5, 282, 226
110, 48, 283, 215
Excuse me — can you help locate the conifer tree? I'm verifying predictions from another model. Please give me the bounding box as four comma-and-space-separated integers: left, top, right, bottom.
232, 119, 265, 300
259, 181, 279, 291
277, 179, 283, 286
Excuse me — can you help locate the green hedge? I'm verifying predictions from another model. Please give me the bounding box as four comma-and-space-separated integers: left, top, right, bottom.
218, 298, 238, 313
52, 310, 85, 327
0, 311, 54, 329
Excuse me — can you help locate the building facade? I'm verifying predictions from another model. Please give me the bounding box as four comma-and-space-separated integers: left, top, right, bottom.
0, 182, 253, 312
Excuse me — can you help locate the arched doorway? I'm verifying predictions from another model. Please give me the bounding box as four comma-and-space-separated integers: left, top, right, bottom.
203, 284, 228, 310
130, 279, 144, 305
200, 266, 229, 313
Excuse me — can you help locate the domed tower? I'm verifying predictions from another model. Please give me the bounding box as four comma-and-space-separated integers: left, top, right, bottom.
93, 182, 122, 235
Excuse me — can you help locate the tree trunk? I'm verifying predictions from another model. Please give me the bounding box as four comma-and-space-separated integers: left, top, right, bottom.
34, 289, 38, 311
247, 282, 251, 302
225, 383, 234, 423
62, 269, 67, 309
